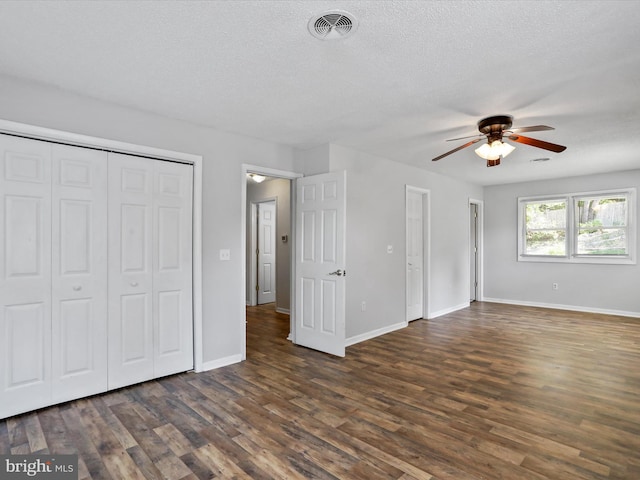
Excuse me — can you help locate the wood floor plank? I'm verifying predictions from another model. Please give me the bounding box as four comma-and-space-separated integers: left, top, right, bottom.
89, 396, 139, 450
59, 404, 111, 479
1, 302, 640, 479
0, 418, 10, 454
75, 399, 147, 480
178, 452, 216, 480
22, 412, 48, 452
6, 417, 28, 454
153, 423, 194, 458
37, 407, 80, 455
191, 441, 252, 479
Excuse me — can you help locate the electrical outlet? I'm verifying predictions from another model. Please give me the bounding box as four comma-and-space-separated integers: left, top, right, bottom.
552, 282, 559, 290
219, 249, 231, 261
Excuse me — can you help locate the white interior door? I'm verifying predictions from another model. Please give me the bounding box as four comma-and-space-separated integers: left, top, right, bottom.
295, 171, 346, 357
153, 160, 193, 378
51, 144, 108, 403
406, 189, 424, 321
108, 153, 155, 389
108, 153, 193, 389
470, 203, 478, 302
0, 136, 52, 418
257, 201, 276, 304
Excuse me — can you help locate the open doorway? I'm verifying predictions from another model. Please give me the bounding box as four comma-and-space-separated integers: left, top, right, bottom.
245, 177, 291, 312
242, 165, 301, 360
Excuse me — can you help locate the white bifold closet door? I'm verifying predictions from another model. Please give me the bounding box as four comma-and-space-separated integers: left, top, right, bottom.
51, 144, 109, 403
0, 137, 109, 416
0, 136, 54, 416
107, 153, 193, 390
0, 135, 193, 419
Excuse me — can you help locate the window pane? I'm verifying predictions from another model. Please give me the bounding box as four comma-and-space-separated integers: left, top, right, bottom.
577, 196, 627, 228
525, 230, 566, 255
577, 228, 627, 255
525, 201, 566, 229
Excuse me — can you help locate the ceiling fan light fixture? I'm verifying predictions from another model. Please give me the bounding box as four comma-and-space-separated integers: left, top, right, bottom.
475, 140, 515, 160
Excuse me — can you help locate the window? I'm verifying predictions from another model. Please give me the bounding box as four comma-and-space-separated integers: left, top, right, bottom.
518, 188, 636, 264
523, 199, 567, 256
575, 195, 628, 255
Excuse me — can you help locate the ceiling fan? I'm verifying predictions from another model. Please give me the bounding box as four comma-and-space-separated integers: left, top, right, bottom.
432, 115, 566, 167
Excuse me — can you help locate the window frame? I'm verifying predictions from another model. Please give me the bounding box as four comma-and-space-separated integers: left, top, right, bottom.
518, 188, 636, 265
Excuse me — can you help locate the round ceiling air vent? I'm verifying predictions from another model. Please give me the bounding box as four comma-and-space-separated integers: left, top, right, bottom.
308, 10, 358, 40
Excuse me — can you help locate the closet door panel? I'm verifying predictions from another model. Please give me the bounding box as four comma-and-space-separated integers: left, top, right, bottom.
121, 293, 151, 361
51, 145, 108, 403
153, 161, 193, 377
5, 303, 47, 387
108, 153, 154, 389
0, 136, 52, 419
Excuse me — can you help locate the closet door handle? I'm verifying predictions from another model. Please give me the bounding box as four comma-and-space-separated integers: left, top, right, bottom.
130, 281, 139, 287
73, 285, 82, 291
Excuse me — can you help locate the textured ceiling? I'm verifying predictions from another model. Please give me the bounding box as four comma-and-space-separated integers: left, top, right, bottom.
0, 0, 639, 185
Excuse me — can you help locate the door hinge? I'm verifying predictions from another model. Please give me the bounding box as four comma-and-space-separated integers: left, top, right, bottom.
256, 285, 260, 291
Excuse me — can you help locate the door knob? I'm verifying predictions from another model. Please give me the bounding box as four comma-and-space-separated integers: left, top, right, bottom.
72, 285, 82, 291
130, 281, 139, 287
328, 269, 344, 276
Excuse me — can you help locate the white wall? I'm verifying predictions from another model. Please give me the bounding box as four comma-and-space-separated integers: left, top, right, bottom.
328, 145, 484, 339
245, 178, 291, 312
0, 74, 296, 367
296, 144, 331, 176
483, 169, 640, 316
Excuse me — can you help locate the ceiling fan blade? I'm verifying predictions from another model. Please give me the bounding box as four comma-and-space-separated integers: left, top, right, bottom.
508, 125, 554, 134
508, 134, 567, 153
432, 138, 483, 161
446, 133, 484, 142
448, 125, 554, 141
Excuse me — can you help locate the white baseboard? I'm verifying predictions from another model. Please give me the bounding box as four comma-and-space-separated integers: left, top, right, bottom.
428, 302, 470, 319
346, 321, 407, 347
276, 307, 290, 315
482, 297, 640, 319
195, 353, 243, 373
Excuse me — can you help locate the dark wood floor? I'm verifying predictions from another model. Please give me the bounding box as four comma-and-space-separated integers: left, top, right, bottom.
1, 302, 640, 479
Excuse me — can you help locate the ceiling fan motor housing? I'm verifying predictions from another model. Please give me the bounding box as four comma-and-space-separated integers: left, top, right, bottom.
478, 115, 513, 142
